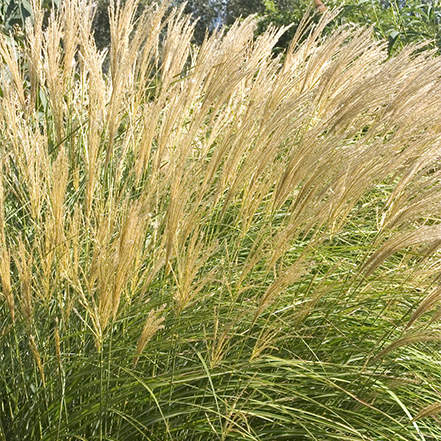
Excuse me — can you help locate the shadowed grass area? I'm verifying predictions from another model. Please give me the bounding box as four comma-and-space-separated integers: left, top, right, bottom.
1, 0, 441, 439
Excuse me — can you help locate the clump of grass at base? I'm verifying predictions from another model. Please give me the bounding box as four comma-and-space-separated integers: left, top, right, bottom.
2, 1, 441, 439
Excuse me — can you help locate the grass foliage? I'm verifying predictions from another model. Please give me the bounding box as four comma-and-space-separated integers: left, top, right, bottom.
2, 1, 441, 439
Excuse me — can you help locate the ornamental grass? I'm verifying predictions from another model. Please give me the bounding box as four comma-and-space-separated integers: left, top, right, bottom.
2, 0, 441, 439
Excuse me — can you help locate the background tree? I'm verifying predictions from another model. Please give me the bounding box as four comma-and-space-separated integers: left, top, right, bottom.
93, 0, 157, 50
180, 0, 441, 54
179, 0, 267, 44
259, 0, 441, 54
0, 0, 34, 32
4, 0, 441, 55
93, 0, 112, 50
257, 0, 315, 52
337, 0, 441, 54
225, 0, 265, 25
181, 0, 226, 44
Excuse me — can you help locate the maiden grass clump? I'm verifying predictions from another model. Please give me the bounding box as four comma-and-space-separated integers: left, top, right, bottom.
2, 0, 441, 439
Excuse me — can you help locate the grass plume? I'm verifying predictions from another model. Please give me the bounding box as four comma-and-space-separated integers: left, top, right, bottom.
1, 0, 441, 439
